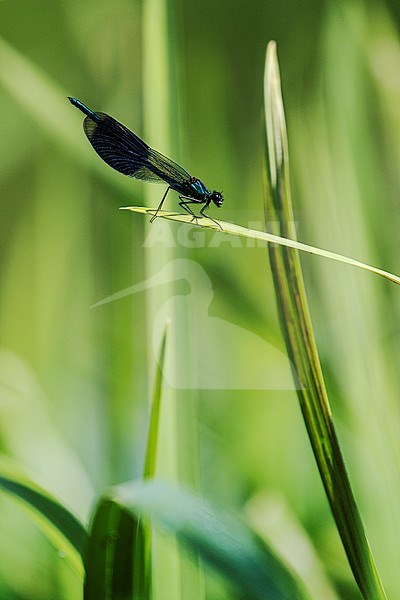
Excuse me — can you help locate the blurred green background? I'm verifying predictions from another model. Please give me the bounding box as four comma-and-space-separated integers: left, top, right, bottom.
1, 0, 400, 598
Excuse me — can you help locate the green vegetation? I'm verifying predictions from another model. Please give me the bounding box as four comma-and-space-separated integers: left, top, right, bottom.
0, 0, 399, 598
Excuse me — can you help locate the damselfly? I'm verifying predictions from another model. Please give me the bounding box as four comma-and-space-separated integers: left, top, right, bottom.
68, 97, 223, 227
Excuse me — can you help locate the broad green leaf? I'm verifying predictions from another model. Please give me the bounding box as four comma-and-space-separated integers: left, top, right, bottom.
102, 479, 310, 600
0, 461, 87, 577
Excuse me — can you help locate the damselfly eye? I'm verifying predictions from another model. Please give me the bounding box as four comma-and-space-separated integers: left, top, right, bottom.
211, 192, 223, 207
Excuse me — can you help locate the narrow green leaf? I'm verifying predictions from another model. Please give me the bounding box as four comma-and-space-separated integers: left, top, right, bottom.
262, 41, 386, 599
0, 462, 87, 577
84, 498, 144, 600
103, 479, 310, 600
139, 322, 169, 599
121, 207, 400, 287
143, 321, 169, 479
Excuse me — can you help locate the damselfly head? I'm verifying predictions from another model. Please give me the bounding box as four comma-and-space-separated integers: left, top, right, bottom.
210, 191, 223, 207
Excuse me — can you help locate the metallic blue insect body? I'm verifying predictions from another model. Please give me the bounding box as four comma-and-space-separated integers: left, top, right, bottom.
68, 97, 223, 226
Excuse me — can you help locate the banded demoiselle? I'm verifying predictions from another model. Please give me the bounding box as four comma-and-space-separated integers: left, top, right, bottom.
68, 97, 223, 226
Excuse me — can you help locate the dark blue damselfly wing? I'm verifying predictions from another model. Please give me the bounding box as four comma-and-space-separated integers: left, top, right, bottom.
83, 112, 192, 191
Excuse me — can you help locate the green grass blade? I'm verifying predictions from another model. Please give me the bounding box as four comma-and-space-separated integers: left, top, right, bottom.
101, 479, 311, 600
262, 41, 386, 600
143, 321, 169, 480
121, 207, 400, 287
0, 462, 87, 577
84, 498, 148, 600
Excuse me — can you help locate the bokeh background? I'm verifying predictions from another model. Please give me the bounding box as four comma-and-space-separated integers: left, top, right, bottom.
1, 0, 400, 598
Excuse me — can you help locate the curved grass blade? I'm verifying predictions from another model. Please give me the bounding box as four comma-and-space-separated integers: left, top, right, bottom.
0, 462, 87, 577
121, 207, 400, 287
100, 479, 310, 600
262, 41, 386, 600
